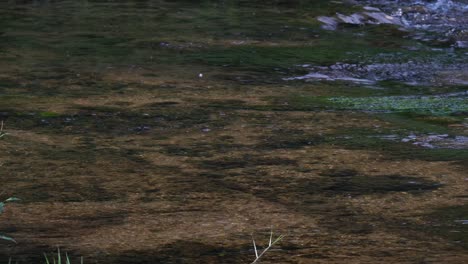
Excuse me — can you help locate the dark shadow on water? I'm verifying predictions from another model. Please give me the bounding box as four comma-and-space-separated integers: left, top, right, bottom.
321, 173, 442, 194
199, 155, 297, 170
107, 241, 250, 264
258, 130, 325, 150
190, 163, 442, 216
420, 204, 468, 249
5, 105, 222, 138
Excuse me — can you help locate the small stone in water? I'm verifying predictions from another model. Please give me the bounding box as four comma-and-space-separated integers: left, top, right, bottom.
317, 16, 339, 30
455, 41, 468, 48
134, 126, 151, 132
337, 13, 365, 25
363, 6, 381, 12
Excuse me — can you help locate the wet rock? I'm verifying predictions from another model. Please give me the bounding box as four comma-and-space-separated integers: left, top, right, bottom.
285, 60, 468, 86
379, 133, 468, 149
336, 13, 365, 25
363, 6, 381, 11
445, 28, 468, 48
317, 10, 404, 30
455, 40, 468, 48
355, 0, 468, 46
407, 134, 468, 149
133, 125, 151, 133
317, 16, 339, 30
363, 11, 403, 26
402, 5, 429, 14
285, 70, 339, 83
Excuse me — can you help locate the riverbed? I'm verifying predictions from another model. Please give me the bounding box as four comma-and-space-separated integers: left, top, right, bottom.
0, 0, 467, 263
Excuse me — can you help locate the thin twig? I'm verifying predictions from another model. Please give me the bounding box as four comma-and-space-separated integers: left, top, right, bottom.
252, 234, 259, 258
250, 229, 284, 264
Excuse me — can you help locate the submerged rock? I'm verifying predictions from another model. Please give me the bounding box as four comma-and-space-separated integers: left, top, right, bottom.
363, 11, 403, 26
318, 0, 468, 48
336, 13, 365, 25
285, 60, 468, 86
318, 10, 403, 30
374, 133, 468, 149
363, 6, 381, 11
317, 16, 339, 30
456, 40, 468, 48
402, 134, 468, 149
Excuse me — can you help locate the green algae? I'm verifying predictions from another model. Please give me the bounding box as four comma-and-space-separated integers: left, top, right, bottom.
329, 95, 468, 115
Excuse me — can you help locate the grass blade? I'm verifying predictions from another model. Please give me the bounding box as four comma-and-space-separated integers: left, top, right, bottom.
272, 234, 285, 245
44, 253, 50, 264
0, 234, 17, 244
4, 197, 21, 203
250, 230, 285, 264
269, 229, 273, 247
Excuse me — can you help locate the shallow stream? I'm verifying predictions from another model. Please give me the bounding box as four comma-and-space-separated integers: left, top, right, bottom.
0, 0, 467, 263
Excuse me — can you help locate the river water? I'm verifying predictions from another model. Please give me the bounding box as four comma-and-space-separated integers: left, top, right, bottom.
0, 0, 467, 263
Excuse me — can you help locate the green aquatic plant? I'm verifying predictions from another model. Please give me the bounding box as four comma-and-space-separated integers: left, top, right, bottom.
250, 229, 284, 264
0, 197, 20, 243
329, 95, 468, 115
44, 248, 83, 264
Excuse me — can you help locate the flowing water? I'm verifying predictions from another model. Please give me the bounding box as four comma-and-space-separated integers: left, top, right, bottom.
0, 0, 467, 263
